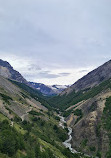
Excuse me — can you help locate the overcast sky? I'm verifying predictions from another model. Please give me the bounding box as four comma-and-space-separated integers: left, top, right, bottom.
0, 0, 111, 85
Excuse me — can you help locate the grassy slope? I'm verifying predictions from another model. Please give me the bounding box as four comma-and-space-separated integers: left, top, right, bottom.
0, 79, 90, 158
10, 80, 51, 110
0, 111, 90, 158
48, 78, 111, 110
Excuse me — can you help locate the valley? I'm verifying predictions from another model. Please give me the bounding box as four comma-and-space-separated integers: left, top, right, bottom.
0, 60, 89, 158
0, 59, 111, 158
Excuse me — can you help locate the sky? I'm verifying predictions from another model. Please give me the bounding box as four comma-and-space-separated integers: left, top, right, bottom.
0, 0, 111, 85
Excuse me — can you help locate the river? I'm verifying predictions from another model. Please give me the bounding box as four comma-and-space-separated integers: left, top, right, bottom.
58, 114, 92, 157
58, 114, 77, 154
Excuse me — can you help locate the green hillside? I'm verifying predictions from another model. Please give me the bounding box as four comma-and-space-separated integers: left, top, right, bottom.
0, 77, 90, 158
48, 78, 111, 111
0, 109, 90, 158
9, 80, 51, 110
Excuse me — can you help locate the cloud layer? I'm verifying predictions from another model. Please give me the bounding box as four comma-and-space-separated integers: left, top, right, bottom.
0, 0, 111, 84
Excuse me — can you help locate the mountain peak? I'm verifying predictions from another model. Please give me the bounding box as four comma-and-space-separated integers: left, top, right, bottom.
61, 60, 111, 95
0, 59, 13, 69
0, 59, 28, 84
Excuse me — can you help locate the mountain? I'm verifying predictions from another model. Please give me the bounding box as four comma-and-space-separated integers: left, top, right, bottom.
29, 82, 69, 96
0, 59, 68, 96
0, 59, 28, 84
2, 58, 111, 157
61, 60, 111, 95
48, 60, 111, 157
0, 75, 49, 120
64, 80, 111, 158
0, 74, 88, 158
0, 59, 88, 158
48, 60, 111, 109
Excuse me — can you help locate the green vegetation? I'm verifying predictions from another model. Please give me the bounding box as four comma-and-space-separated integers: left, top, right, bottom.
0, 110, 90, 158
0, 120, 24, 157
102, 97, 111, 130
81, 139, 88, 147
73, 109, 83, 124
96, 151, 101, 158
29, 110, 44, 116
0, 112, 8, 121
0, 93, 12, 104
63, 109, 83, 122
63, 109, 73, 117
73, 109, 82, 116
48, 78, 111, 110
10, 80, 52, 110
102, 97, 111, 157
89, 146, 96, 152
20, 92, 30, 99
0, 77, 101, 158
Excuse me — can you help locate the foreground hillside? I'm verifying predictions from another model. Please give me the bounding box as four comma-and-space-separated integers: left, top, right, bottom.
0, 75, 89, 158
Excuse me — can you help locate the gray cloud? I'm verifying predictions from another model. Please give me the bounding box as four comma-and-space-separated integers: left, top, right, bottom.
28, 64, 42, 71
59, 73, 71, 76
25, 71, 60, 79
0, 0, 111, 84
37, 72, 60, 78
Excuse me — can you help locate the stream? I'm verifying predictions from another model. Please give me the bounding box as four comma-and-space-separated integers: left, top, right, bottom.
58, 114, 77, 154
58, 114, 92, 158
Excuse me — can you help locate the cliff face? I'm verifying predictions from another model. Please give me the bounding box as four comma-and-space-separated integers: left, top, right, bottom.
66, 89, 111, 158
61, 60, 111, 95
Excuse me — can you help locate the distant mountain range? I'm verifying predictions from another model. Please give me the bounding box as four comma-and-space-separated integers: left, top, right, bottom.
29, 82, 69, 96
0, 59, 68, 96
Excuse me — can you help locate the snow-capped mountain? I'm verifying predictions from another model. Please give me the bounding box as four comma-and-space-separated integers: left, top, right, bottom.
29, 82, 69, 96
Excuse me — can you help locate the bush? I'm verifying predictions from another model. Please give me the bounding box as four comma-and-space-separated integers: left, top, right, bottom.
29, 110, 44, 116
89, 146, 96, 152
0, 120, 24, 156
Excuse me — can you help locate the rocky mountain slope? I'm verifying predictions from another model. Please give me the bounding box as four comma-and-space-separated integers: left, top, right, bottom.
61, 60, 111, 95
0, 59, 28, 84
0, 75, 48, 121
65, 87, 111, 158
49, 60, 111, 110
48, 60, 111, 157
49, 60, 111, 158
30, 82, 69, 96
